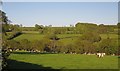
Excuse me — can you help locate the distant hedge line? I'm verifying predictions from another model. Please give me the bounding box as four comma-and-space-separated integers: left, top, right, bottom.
7, 31, 22, 40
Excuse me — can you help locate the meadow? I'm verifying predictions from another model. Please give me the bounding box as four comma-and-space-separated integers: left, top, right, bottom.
7, 31, 119, 70
8, 52, 118, 69
13, 31, 118, 42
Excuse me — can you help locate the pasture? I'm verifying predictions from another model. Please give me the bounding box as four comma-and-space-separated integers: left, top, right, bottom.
13, 33, 44, 41
9, 31, 119, 69
8, 52, 118, 69
13, 32, 118, 42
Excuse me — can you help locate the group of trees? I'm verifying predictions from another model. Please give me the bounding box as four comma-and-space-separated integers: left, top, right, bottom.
21, 22, 118, 35
75, 23, 118, 34
39, 22, 117, 35
99, 38, 118, 55
1, 13, 118, 55
4, 31, 118, 55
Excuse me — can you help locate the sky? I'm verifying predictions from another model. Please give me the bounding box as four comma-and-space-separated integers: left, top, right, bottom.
2, 0, 120, 2
2, 2, 118, 27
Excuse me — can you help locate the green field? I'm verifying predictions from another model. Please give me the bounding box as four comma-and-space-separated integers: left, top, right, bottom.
13, 32, 118, 42
13, 33, 44, 41
8, 52, 118, 69
100, 34, 118, 39
9, 32, 119, 69
13, 33, 118, 45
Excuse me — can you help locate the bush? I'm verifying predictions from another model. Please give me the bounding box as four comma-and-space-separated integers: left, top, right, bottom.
99, 38, 118, 55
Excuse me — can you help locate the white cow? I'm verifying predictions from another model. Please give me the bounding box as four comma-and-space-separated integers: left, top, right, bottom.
9, 49, 13, 52
97, 53, 105, 58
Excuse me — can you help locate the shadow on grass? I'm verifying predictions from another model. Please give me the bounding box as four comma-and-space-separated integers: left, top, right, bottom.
3, 59, 119, 71
7, 59, 52, 69
4, 59, 60, 71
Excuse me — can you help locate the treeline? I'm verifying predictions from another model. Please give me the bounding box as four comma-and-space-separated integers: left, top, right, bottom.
5, 32, 118, 55
21, 23, 118, 34
2, 22, 119, 55
2, 17, 119, 36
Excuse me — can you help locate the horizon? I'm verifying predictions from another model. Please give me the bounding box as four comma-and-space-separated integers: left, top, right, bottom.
2, 2, 118, 27
16, 22, 118, 27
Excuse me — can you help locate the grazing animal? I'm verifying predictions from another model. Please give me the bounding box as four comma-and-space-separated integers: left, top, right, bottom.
9, 49, 13, 52
97, 53, 105, 58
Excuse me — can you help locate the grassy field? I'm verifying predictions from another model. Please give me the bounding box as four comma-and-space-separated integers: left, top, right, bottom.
13, 32, 118, 45
13, 32, 118, 42
7, 31, 119, 69
8, 52, 118, 69
13, 33, 82, 41
13, 33, 44, 41
100, 34, 118, 39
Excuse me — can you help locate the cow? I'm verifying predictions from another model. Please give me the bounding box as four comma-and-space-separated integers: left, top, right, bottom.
96, 53, 105, 58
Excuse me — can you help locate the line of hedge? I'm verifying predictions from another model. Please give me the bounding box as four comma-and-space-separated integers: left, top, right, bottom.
7, 31, 22, 40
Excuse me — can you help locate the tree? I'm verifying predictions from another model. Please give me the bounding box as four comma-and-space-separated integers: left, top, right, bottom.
44, 32, 59, 40
35, 24, 44, 31
75, 22, 86, 34
55, 41, 64, 53
99, 38, 118, 55
75, 22, 98, 34
1, 10, 9, 35
31, 40, 45, 52
75, 38, 95, 54
0, 10, 10, 70
81, 31, 101, 43
98, 24, 109, 34
7, 40, 20, 50
59, 45, 68, 53
19, 39, 30, 50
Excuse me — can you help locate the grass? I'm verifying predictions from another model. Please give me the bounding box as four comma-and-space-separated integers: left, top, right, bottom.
22, 31, 39, 34
58, 37, 78, 44
13, 33, 44, 41
13, 32, 118, 42
8, 52, 118, 69
13, 33, 81, 41
100, 34, 118, 39
57, 34, 82, 38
